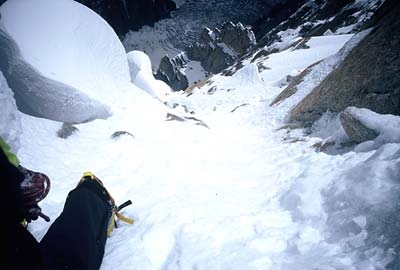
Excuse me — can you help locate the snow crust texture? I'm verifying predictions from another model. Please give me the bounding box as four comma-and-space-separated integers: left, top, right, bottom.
1, 0, 131, 102
0, 28, 111, 123
0, 0, 140, 123
0, 0, 399, 270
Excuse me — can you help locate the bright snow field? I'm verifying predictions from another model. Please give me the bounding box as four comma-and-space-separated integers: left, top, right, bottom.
1, 1, 398, 270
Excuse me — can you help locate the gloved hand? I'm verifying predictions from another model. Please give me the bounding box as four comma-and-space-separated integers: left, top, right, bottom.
19, 165, 51, 222
24, 204, 42, 223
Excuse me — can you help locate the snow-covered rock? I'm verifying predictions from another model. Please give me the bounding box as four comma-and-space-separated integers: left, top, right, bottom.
127, 50, 172, 102
0, 0, 137, 123
288, 0, 400, 123
0, 70, 21, 153
155, 53, 189, 91
342, 107, 400, 152
187, 21, 256, 74
231, 63, 262, 86
0, 28, 111, 123
340, 108, 378, 144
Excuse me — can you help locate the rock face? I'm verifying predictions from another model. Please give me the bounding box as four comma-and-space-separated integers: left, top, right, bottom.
187, 22, 256, 74
257, 0, 384, 48
252, 0, 306, 43
155, 53, 189, 91
339, 109, 378, 143
57, 123, 79, 139
76, 0, 176, 36
289, 0, 400, 123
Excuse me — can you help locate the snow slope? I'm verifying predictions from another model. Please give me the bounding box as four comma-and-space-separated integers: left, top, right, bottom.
8, 30, 398, 270
0, 1, 398, 269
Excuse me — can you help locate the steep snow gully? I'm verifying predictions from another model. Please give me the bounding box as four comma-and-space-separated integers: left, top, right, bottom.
0, 0, 399, 270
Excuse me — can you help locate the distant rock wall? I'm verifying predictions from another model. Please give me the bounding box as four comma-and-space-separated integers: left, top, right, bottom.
187, 22, 256, 74
155, 53, 189, 91
257, 0, 383, 47
154, 21, 257, 91
289, 0, 400, 123
72, 0, 176, 37
0, 0, 176, 37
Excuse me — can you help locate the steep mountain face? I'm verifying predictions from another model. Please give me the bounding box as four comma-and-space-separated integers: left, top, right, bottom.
252, 0, 306, 41
254, 0, 385, 50
154, 53, 189, 91
289, 0, 400, 123
124, 0, 385, 91
172, 0, 397, 149
154, 0, 277, 50
187, 22, 256, 74
122, 0, 291, 69
75, 0, 177, 37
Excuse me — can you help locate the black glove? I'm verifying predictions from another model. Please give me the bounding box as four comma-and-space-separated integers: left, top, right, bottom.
24, 204, 42, 223
19, 165, 51, 222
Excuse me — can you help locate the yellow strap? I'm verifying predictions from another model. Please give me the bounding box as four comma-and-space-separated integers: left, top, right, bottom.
106, 210, 135, 237
107, 213, 116, 237
81, 172, 134, 237
82, 171, 95, 179
115, 211, 135, 224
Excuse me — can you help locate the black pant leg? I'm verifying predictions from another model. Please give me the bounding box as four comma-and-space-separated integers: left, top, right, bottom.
40, 184, 111, 270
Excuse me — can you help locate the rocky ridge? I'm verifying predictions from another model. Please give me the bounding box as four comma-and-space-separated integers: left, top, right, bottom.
167, 0, 397, 152
151, 0, 385, 91
288, 0, 399, 123
187, 22, 256, 74
155, 53, 189, 91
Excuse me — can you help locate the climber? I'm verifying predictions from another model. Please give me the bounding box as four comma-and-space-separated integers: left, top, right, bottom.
0, 137, 133, 270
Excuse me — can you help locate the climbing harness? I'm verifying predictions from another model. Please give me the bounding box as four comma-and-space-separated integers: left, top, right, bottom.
80, 172, 134, 237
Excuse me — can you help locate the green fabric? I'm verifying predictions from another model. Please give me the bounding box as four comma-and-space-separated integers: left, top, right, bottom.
0, 136, 19, 167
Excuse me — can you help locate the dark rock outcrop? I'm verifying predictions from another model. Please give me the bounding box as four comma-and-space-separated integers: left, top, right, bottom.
252, 0, 306, 42
289, 0, 400, 123
155, 53, 189, 91
166, 112, 209, 128
339, 109, 378, 143
76, 0, 176, 37
57, 123, 79, 139
187, 22, 256, 74
258, 0, 384, 47
111, 131, 135, 140
147, 0, 272, 51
